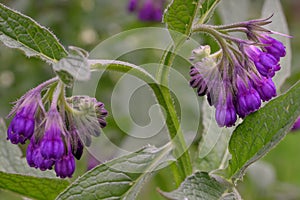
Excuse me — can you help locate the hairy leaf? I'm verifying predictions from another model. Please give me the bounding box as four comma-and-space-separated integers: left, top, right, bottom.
164, 0, 201, 36
197, 0, 221, 24
56, 145, 174, 200
0, 119, 55, 178
159, 171, 229, 200
0, 171, 69, 200
0, 3, 67, 63
164, 0, 220, 36
226, 81, 300, 181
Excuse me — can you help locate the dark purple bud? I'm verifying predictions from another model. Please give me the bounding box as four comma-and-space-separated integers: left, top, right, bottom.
96, 102, 108, 128
72, 137, 84, 160
251, 73, 276, 101
55, 153, 75, 178
260, 35, 286, 59
40, 110, 65, 160
189, 66, 208, 96
236, 76, 261, 118
207, 92, 213, 106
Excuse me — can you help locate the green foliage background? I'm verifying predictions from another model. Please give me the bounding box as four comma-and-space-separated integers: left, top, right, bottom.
0, 0, 300, 199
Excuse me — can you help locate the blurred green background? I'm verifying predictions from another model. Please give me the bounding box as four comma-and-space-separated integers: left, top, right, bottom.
0, 0, 300, 199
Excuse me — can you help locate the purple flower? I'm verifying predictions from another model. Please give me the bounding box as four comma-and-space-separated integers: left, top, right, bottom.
6, 78, 108, 178
7, 92, 41, 144
26, 138, 54, 171
127, 0, 165, 22
259, 34, 286, 59
66, 96, 108, 145
40, 110, 65, 160
244, 45, 280, 78
251, 72, 276, 101
55, 152, 75, 178
235, 76, 261, 118
189, 16, 289, 127
215, 90, 237, 127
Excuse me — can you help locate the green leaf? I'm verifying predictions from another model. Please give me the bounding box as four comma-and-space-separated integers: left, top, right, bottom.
0, 171, 69, 200
226, 81, 300, 181
0, 119, 56, 178
164, 0, 221, 36
53, 46, 91, 86
56, 145, 174, 200
197, 0, 221, 24
262, 0, 291, 89
159, 171, 229, 200
164, 0, 200, 36
196, 101, 233, 172
0, 3, 67, 63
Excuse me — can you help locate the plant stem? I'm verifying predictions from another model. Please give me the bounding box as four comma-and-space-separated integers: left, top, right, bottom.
89, 60, 192, 185
156, 43, 193, 184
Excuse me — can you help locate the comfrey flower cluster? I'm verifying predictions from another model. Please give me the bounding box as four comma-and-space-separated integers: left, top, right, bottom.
190, 17, 287, 127
128, 0, 165, 21
7, 78, 107, 178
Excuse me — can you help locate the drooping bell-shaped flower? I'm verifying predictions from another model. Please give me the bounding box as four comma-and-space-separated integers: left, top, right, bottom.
7, 91, 41, 144
250, 72, 277, 101
40, 109, 65, 160
26, 137, 55, 171
235, 76, 261, 118
215, 86, 237, 127
55, 150, 76, 178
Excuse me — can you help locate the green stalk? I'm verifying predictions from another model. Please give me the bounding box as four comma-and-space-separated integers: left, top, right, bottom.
156, 42, 193, 184
89, 59, 192, 186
